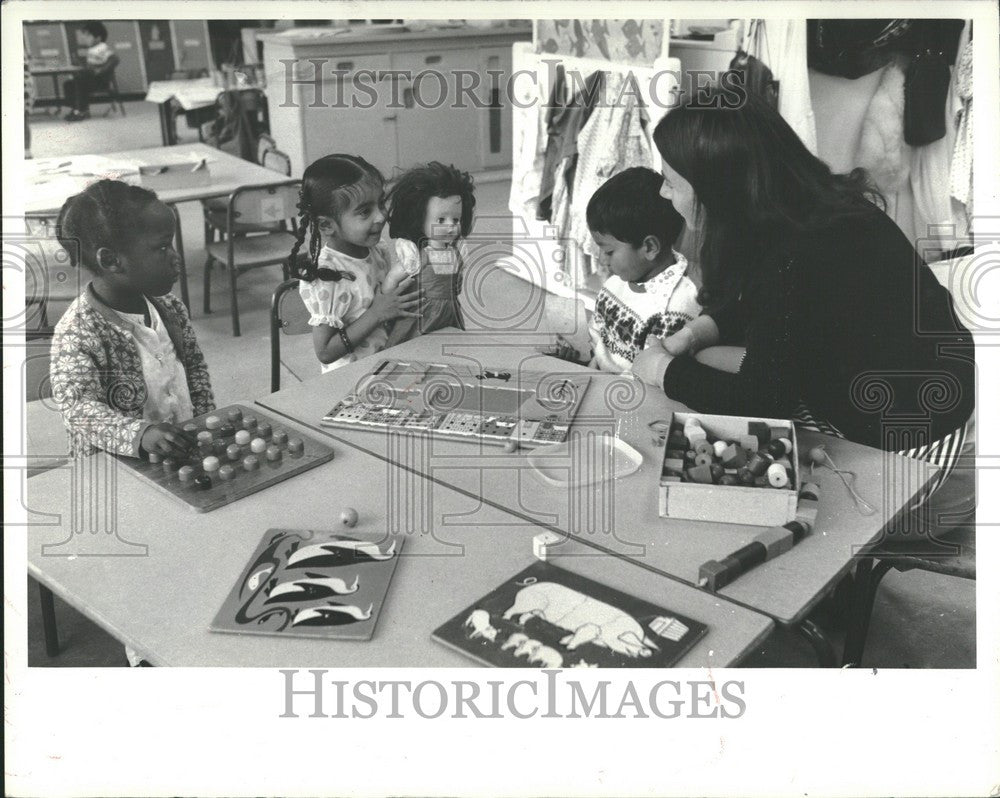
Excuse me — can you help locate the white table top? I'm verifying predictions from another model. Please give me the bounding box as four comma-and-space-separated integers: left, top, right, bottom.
145, 77, 221, 110
25, 410, 771, 667
24, 143, 290, 217
256, 330, 939, 625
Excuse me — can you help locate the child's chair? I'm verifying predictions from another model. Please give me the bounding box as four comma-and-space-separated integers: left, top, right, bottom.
270, 275, 312, 392
90, 53, 126, 117
202, 179, 301, 336
202, 145, 291, 245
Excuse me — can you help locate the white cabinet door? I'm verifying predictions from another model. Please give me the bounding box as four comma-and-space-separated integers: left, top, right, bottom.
299, 53, 398, 173
391, 48, 483, 174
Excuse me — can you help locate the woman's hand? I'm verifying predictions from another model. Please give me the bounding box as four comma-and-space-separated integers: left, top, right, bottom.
140, 422, 195, 457
662, 326, 697, 356
369, 274, 422, 322
630, 347, 674, 386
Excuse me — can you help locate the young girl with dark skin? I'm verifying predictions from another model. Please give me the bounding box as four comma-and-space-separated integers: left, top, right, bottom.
51, 180, 215, 459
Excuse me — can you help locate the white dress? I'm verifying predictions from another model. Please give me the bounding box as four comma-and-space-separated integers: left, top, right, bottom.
298, 243, 393, 373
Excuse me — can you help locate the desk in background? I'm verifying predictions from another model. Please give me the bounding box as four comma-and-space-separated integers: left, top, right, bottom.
145, 77, 221, 145
23, 143, 290, 310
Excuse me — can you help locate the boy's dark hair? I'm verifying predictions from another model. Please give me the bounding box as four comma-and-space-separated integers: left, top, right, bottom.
387, 162, 476, 246
56, 179, 160, 272
82, 21, 108, 42
586, 166, 684, 250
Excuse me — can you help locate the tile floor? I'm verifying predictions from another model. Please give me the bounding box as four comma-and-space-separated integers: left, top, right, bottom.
23, 101, 976, 668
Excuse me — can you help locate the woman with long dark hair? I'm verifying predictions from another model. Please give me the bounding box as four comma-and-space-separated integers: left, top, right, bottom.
631, 90, 974, 500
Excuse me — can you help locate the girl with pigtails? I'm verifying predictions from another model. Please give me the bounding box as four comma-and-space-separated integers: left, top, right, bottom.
381, 162, 476, 347
289, 154, 421, 373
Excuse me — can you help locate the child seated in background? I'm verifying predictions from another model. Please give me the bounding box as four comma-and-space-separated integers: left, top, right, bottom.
553, 167, 701, 373
63, 21, 115, 121
290, 154, 420, 373
51, 180, 215, 459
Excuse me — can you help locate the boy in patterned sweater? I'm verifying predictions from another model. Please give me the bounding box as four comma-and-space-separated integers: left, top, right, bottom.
50, 180, 214, 459
554, 167, 701, 373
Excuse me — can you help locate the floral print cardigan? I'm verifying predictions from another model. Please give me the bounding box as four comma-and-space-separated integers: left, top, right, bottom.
50, 285, 215, 457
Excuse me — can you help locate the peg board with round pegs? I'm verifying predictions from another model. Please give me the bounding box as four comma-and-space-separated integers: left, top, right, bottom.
116, 404, 336, 512
321, 359, 592, 448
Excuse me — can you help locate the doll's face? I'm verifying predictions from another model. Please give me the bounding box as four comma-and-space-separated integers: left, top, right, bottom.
423, 195, 463, 248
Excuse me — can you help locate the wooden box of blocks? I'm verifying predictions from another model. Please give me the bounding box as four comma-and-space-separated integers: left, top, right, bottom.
657, 412, 800, 527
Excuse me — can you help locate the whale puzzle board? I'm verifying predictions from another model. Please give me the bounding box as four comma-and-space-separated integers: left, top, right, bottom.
433, 561, 708, 668
210, 528, 404, 640
116, 404, 335, 512
321, 359, 592, 448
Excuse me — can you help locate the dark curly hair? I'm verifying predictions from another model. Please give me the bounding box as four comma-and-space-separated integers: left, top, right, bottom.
287, 153, 385, 283
386, 162, 476, 247
56, 179, 160, 272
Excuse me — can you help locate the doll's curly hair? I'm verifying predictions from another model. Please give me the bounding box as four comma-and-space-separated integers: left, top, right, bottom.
386, 162, 476, 247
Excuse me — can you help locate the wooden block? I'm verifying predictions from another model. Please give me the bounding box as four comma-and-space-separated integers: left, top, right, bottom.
748, 421, 771, 446
663, 458, 685, 472
721, 444, 747, 468
795, 505, 818, 528
533, 531, 562, 561
687, 464, 714, 484
755, 525, 795, 558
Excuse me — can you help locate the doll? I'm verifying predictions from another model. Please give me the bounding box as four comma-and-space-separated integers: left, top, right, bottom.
382, 162, 476, 346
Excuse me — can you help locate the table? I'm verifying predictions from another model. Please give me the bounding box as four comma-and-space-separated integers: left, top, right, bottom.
145, 78, 222, 146
24, 412, 771, 667
254, 331, 939, 651
23, 144, 292, 309
30, 65, 82, 115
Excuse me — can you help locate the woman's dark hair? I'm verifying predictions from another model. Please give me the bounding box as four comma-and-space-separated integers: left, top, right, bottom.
82, 21, 108, 42
652, 88, 884, 307
56, 179, 160, 272
386, 162, 476, 246
288, 153, 385, 282
586, 166, 684, 250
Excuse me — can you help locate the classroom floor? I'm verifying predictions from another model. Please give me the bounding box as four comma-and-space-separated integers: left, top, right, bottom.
23, 101, 976, 668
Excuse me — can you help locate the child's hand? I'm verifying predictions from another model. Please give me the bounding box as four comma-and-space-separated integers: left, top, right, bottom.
370, 274, 422, 322
661, 327, 697, 356
140, 422, 195, 457
543, 335, 581, 363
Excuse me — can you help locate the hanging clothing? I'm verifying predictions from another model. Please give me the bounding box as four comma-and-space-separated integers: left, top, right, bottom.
745, 20, 817, 155
537, 66, 606, 221
856, 57, 912, 193
949, 37, 973, 225
509, 59, 549, 218
909, 21, 971, 244
566, 71, 656, 273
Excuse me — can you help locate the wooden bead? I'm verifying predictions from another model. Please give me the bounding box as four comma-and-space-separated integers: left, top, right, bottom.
219, 464, 237, 481
234, 430, 251, 445
242, 455, 260, 471
694, 441, 714, 458
287, 438, 305, 454
694, 452, 713, 467
767, 462, 789, 488
340, 507, 359, 527
713, 440, 728, 458
204, 415, 222, 430
227, 408, 243, 424
226, 444, 242, 461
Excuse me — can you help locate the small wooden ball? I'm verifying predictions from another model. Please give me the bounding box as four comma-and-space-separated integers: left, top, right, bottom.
340, 507, 359, 527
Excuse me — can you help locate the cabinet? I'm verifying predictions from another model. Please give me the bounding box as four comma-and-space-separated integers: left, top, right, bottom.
261, 23, 531, 177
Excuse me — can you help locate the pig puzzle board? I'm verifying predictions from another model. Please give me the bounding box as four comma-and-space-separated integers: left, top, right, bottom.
321, 359, 592, 448
116, 404, 335, 513
210, 528, 403, 640
433, 561, 708, 668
